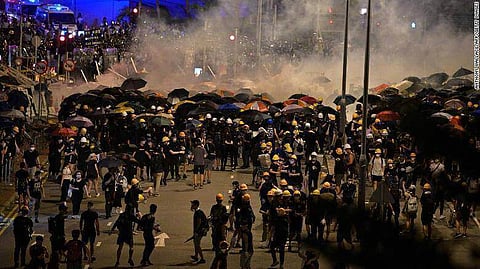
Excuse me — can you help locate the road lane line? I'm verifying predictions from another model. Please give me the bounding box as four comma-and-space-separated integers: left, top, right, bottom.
107, 222, 112, 226
96, 241, 102, 247
0, 210, 18, 237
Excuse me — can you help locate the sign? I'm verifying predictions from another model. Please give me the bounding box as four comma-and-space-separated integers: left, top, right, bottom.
34, 61, 48, 74
63, 59, 75, 72
32, 36, 42, 48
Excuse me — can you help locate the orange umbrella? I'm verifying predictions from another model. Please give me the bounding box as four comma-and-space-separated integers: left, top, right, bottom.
376, 110, 400, 121
283, 99, 308, 107
299, 96, 318, 105
244, 101, 269, 113
371, 83, 390, 94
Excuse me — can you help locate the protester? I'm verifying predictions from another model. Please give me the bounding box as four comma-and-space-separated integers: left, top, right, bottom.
139, 204, 162, 266
13, 207, 33, 268
27, 170, 44, 223
190, 199, 207, 264
28, 236, 49, 269
64, 229, 90, 269
80, 202, 100, 261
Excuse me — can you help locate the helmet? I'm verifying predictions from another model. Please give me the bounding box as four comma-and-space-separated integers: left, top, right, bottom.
13, 126, 19, 133
266, 142, 273, 147
335, 148, 343, 155
290, 155, 297, 160
260, 143, 267, 148
226, 118, 233, 124
267, 190, 275, 196
344, 144, 351, 150
216, 193, 224, 201
293, 190, 301, 196
292, 120, 298, 126
267, 119, 273, 124
376, 139, 383, 143
318, 97, 323, 103
68, 137, 75, 142
285, 147, 293, 153
121, 111, 128, 117
138, 194, 145, 202
239, 183, 248, 190
352, 113, 359, 119
311, 189, 321, 196
179, 131, 186, 137
80, 128, 87, 135
262, 172, 270, 177
242, 194, 251, 201
305, 123, 311, 128
375, 148, 382, 154
409, 185, 416, 191
206, 113, 212, 119
311, 152, 318, 157
410, 152, 416, 157
131, 178, 139, 185
139, 118, 146, 123
282, 190, 292, 197
323, 182, 331, 188
424, 183, 431, 190
80, 137, 87, 143
272, 155, 280, 161
284, 131, 291, 135
280, 179, 288, 186
366, 133, 374, 139
381, 129, 389, 135
387, 159, 394, 164
219, 241, 229, 250
239, 121, 245, 125
150, 105, 156, 110
162, 136, 170, 143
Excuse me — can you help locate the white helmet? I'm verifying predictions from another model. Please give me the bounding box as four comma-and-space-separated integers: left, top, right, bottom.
305, 123, 311, 128
344, 144, 351, 149
366, 133, 374, 139
150, 105, 156, 110
226, 118, 233, 124
206, 113, 212, 119
80, 137, 87, 143
212, 117, 218, 122
311, 152, 318, 157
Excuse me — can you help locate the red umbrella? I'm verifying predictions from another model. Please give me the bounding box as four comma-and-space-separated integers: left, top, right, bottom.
299, 96, 318, 105
51, 127, 77, 137
244, 101, 269, 113
371, 83, 390, 94
283, 99, 308, 107
377, 110, 400, 121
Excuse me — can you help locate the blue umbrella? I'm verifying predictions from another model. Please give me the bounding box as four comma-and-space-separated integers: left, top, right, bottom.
218, 103, 241, 111
472, 109, 480, 117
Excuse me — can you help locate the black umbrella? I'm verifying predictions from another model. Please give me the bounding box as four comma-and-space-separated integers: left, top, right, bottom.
402, 76, 421, 84
98, 156, 124, 168
0, 109, 25, 119
168, 88, 189, 100
187, 106, 215, 116
234, 93, 251, 103
416, 88, 439, 98
239, 110, 271, 122
197, 100, 219, 110
445, 78, 473, 89
289, 93, 307, 99
316, 105, 338, 116
7, 90, 29, 108
0, 75, 20, 85
101, 87, 124, 96
424, 72, 449, 86
0, 101, 12, 111
333, 94, 356, 106
121, 77, 147, 90
379, 87, 399, 97
452, 67, 473, 78
77, 93, 100, 105
357, 94, 383, 105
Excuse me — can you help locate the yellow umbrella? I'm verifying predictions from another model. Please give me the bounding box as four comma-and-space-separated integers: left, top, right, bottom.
114, 107, 135, 114
115, 101, 129, 108
157, 112, 174, 120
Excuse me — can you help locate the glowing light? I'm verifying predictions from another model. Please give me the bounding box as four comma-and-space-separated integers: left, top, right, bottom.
411, 21, 416, 29
133, 8, 138, 14
229, 34, 235, 41
59, 35, 66, 42
360, 8, 367, 15
328, 7, 333, 13
329, 19, 334, 25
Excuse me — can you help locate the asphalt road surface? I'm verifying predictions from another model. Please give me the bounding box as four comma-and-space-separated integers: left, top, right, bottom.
0, 166, 479, 269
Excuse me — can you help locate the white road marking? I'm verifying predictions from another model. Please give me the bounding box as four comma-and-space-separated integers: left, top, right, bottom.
107, 222, 112, 226
96, 241, 102, 247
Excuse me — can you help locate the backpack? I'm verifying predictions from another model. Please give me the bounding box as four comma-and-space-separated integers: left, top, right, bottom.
407, 196, 418, 213
48, 216, 57, 234
199, 211, 210, 236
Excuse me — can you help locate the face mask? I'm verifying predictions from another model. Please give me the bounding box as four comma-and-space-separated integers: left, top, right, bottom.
30, 147, 35, 151
58, 140, 63, 143
375, 154, 380, 157
388, 164, 393, 168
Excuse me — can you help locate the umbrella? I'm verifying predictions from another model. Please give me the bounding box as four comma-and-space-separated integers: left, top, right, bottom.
0, 75, 20, 85
187, 106, 215, 116
239, 110, 272, 122
233, 102, 246, 109
444, 99, 466, 110
333, 94, 356, 106
152, 117, 172, 126
100, 94, 117, 103
174, 100, 196, 110
452, 67, 473, 78
256, 92, 276, 103
431, 112, 453, 121
316, 105, 338, 116
357, 94, 383, 105
376, 110, 400, 121
289, 93, 307, 99
379, 87, 399, 97
400, 82, 428, 96
157, 112, 174, 120
197, 100, 219, 110
113, 106, 135, 114
236, 88, 254, 96
98, 156, 124, 168
402, 76, 422, 83
300, 96, 318, 105
211, 89, 234, 97
390, 81, 413, 92
425, 72, 449, 86
168, 88, 190, 100
445, 78, 473, 89
371, 84, 389, 94
51, 127, 77, 137
0, 109, 25, 119
7, 90, 29, 108
65, 115, 94, 128
121, 77, 147, 90
218, 103, 241, 111
234, 93, 252, 103
244, 101, 269, 113
281, 104, 304, 114
186, 119, 203, 129
222, 96, 240, 104
283, 99, 308, 107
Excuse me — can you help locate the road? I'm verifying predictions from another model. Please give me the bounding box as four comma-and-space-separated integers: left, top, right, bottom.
0, 162, 479, 268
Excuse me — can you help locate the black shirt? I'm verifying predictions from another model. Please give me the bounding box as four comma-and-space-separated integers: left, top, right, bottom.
140, 213, 156, 237
81, 210, 98, 234
23, 149, 39, 167
28, 177, 42, 199
13, 215, 33, 240
16, 169, 29, 192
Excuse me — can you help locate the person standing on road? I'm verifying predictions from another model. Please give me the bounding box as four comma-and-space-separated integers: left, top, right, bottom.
420, 183, 435, 240
209, 193, 228, 253
454, 182, 471, 238
64, 229, 90, 269
190, 199, 208, 264
29, 236, 49, 269
110, 211, 139, 267
102, 167, 116, 219
23, 143, 40, 179
270, 205, 289, 269
139, 204, 162, 266
70, 171, 87, 218
237, 193, 255, 269
13, 207, 33, 268
15, 162, 30, 209
49, 204, 68, 269
27, 170, 44, 223
80, 201, 100, 261
305, 152, 321, 193
85, 153, 100, 198
192, 139, 207, 189
60, 164, 73, 206
204, 137, 216, 184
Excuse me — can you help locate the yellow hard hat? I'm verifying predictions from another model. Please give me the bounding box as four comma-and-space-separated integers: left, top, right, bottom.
375, 148, 382, 154
336, 148, 343, 155
280, 179, 288, 186
240, 183, 248, 190
282, 190, 292, 197
242, 193, 251, 201
290, 155, 297, 160
139, 118, 146, 123
138, 194, 145, 202
239, 121, 245, 125
267, 190, 275, 196
68, 137, 75, 142
311, 189, 321, 196
272, 155, 280, 161
358, 119, 363, 125
323, 182, 331, 188
179, 131, 186, 137
293, 190, 301, 196
131, 178, 139, 185
387, 159, 394, 164
216, 193, 224, 200
266, 142, 273, 147
70, 126, 78, 131
318, 97, 323, 103
260, 143, 267, 148
410, 152, 416, 157
292, 120, 298, 126
80, 128, 87, 135
352, 113, 359, 119
375, 118, 381, 123
262, 172, 270, 177
12, 126, 19, 133
162, 136, 170, 143
424, 183, 431, 190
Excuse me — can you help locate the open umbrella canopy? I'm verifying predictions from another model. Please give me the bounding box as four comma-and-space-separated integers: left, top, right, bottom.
51, 127, 77, 137
186, 118, 203, 129
236, 88, 254, 96
152, 117, 172, 126
234, 93, 252, 103
113, 106, 135, 114
210, 89, 234, 97
65, 115, 94, 128
431, 112, 453, 121
333, 94, 356, 106
239, 110, 272, 122
168, 88, 190, 100
255, 92, 276, 104
283, 99, 308, 107
425, 72, 449, 86
0, 109, 25, 119
453, 67, 473, 78
445, 78, 473, 89
76, 93, 100, 105
444, 99, 466, 110
157, 112, 174, 120
7, 90, 29, 108
402, 76, 422, 83
187, 106, 215, 116
0, 75, 20, 85
218, 103, 241, 111
379, 87, 400, 97
376, 110, 401, 121
282, 104, 304, 114
121, 77, 147, 90
289, 93, 307, 100
300, 96, 318, 105
244, 101, 269, 113
98, 156, 124, 168
371, 83, 389, 94
357, 94, 383, 105
196, 100, 219, 110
